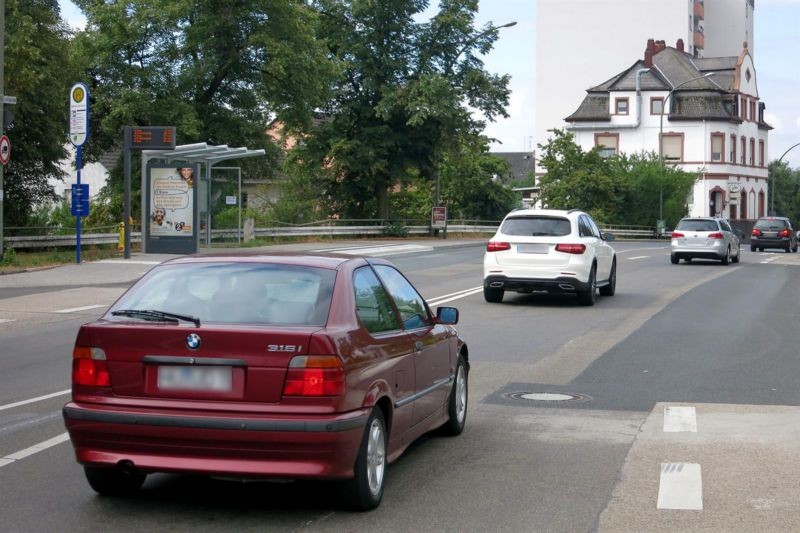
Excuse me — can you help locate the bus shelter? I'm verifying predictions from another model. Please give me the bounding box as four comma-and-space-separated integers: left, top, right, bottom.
140, 143, 265, 253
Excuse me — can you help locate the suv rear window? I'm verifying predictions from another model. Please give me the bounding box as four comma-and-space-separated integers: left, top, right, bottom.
500, 216, 571, 236
675, 219, 719, 232
754, 218, 789, 230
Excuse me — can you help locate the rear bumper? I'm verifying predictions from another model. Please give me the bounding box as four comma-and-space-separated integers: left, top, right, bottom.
671, 243, 726, 259
751, 237, 791, 249
63, 402, 369, 479
484, 275, 591, 294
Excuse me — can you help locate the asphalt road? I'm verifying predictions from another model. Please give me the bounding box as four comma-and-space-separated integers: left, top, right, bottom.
1, 241, 799, 532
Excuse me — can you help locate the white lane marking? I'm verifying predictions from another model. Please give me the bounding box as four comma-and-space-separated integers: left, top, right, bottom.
615, 247, 667, 254
0, 319, 15, 325
627, 256, 650, 260
760, 257, 779, 264
428, 286, 484, 301
657, 463, 703, 510
0, 389, 71, 412
98, 260, 161, 265
428, 287, 484, 305
663, 406, 697, 433
313, 244, 433, 256
54, 304, 107, 314
0, 433, 71, 467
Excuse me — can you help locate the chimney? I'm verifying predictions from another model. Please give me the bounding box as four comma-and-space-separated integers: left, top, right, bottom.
676, 38, 685, 52
654, 40, 667, 54
644, 38, 655, 67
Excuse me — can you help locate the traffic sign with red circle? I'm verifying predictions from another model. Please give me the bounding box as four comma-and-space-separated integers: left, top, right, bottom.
0, 135, 10, 165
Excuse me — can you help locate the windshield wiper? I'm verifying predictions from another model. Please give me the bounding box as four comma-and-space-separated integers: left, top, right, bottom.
111, 309, 201, 327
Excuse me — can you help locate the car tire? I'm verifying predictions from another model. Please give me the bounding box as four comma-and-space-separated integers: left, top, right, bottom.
759, 247, 764, 252
750, 244, 756, 252
793, 244, 798, 253
670, 254, 679, 265
483, 286, 504, 303
84, 466, 146, 497
787, 245, 792, 253
732, 245, 740, 263
721, 247, 730, 265
577, 265, 596, 306
599, 259, 616, 296
441, 355, 468, 436
343, 408, 387, 511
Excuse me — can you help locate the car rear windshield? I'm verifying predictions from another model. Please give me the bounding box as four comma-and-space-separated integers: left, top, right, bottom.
500, 216, 571, 236
109, 262, 336, 326
675, 219, 719, 232
754, 218, 788, 230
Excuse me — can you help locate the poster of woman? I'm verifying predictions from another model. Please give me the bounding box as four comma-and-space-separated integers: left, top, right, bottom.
149, 167, 194, 237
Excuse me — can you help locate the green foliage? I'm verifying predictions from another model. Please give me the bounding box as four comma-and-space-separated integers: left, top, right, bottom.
381, 220, 409, 237
291, 0, 511, 219
769, 160, 800, 222
0, 247, 16, 266
537, 130, 698, 226
3, 0, 76, 226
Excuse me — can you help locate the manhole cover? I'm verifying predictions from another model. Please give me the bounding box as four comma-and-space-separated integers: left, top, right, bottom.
506, 391, 592, 403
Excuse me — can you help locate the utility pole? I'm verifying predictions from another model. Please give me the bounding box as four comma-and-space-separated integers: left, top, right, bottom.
0, 0, 5, 261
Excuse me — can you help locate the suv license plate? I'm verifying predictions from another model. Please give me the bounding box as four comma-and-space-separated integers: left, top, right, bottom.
517, 243, 548, 254
158, 365, 232, 392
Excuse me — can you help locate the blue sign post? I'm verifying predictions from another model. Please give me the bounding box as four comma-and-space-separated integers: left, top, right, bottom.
69, 83, 90, 264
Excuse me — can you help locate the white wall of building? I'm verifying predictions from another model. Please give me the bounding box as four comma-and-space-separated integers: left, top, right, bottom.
704, 0, 754, 58
535, 0, 753, 173
52, 145, 109, 201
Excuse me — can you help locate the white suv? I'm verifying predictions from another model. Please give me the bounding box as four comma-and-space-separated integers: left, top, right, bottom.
483, 209, 617, 306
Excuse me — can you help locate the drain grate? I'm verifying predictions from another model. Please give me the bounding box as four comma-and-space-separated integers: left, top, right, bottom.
505, 391, 592, 403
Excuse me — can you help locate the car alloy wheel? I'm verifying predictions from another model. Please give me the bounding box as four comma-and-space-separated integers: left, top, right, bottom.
721, 247, 730, 265
599, 259, 616, 296
441, 355, 468, 436
577, 265, 596, 306
344, 408, 387, 511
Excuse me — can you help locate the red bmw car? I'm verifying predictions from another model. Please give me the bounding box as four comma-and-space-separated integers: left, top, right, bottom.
63, 253, 468, 510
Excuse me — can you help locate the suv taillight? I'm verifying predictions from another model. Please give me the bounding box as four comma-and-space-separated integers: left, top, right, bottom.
555, 243, 586, 254
779, 228, 791, 238
486, 241, 511, 252
72, 346, 110, 387
283, 355, 345, 396
708, 232, 723, 239
752, 228, 762, 237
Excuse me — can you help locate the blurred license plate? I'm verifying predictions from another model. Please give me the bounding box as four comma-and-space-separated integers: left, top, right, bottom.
517, 244, 548, 254
158, 366, 232, 392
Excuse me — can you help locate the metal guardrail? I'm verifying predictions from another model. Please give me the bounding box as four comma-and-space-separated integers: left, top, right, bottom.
3, 222, 658, 249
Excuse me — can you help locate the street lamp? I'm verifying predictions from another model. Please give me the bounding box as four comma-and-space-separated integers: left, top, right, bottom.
770, 141, 800, 215
658, 72, 714, 220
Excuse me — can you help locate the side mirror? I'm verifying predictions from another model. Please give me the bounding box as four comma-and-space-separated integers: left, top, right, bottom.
603, 232, 616, 242
436, 306, 459, 325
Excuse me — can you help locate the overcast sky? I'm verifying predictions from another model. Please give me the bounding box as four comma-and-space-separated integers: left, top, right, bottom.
59, 0, 799, 167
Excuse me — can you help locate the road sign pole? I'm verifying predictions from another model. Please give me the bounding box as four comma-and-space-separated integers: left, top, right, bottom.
76, 146, 82, 264
123, 126, 131, 259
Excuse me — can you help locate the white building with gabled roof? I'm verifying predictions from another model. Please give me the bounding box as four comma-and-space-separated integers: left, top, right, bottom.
565, 38, 770, 220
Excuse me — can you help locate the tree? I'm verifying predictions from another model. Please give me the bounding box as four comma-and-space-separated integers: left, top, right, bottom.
291, 0, 511, 219
769, 160, 800, 222
70, 0, 336, 220
536, 130, 629, 224
3, 0, 75, 227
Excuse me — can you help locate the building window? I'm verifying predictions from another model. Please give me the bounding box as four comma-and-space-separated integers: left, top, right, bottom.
711, 134, 724, 162
750, 100, 756, 122
615, 98, 629, 115
741, 136, 746, 165
660, 133, 683, 161
595, 133, 619, 158
651, 97, 664, 115
750, 138, 755, 165
730, 134, 737, 163
741, 189, 748, 219
759, 191, 765, 217
759, 140, 765, 167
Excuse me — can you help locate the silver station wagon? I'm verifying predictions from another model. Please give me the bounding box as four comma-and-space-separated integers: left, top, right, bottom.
670, 217, 741, 265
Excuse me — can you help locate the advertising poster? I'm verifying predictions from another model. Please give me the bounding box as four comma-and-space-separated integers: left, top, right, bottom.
150, 167, 195, 237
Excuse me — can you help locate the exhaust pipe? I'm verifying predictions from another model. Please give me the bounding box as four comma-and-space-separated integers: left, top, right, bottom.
117, 460, 137, 475
489, 282, 504, 288
558, 284, 575, 291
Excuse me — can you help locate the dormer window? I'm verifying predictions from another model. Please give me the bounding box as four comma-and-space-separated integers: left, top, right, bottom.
615, 98, 629, 115
745, 68, 751, 82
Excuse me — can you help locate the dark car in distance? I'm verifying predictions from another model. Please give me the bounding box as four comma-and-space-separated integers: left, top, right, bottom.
750, 217, 798, 253
63, 253, 469, 511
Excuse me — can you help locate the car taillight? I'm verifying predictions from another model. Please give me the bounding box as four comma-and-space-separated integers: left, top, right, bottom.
72, 346, 110, 387
752, 228, 762, 237
779, 229, 791, 238
671, 232, 685, 238
555, 243, 586, 254
283, 355, 345, 396
708, 232, 723, 239
486, 241, 511, 252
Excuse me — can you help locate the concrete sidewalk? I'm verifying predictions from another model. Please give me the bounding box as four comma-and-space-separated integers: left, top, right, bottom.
0, 238, 486, 289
